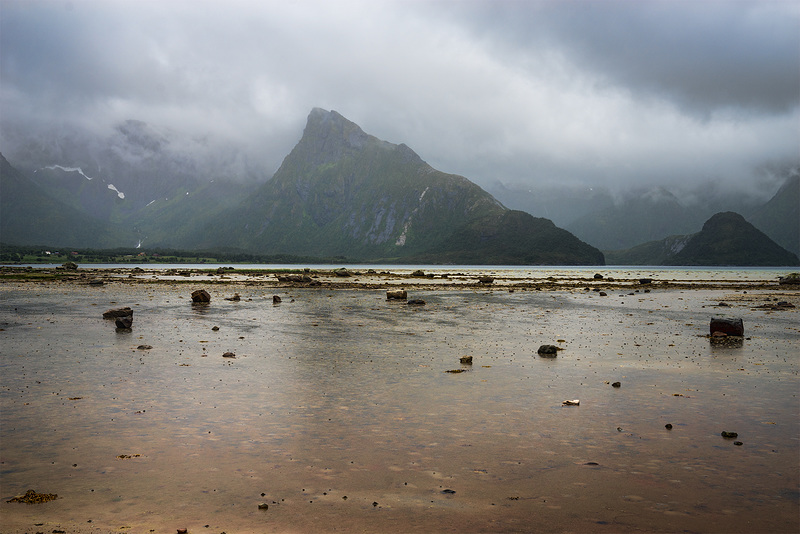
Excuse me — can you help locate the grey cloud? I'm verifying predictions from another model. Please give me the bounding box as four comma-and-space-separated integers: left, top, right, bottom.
0, 0, 798, 197
438, 0, 800, 117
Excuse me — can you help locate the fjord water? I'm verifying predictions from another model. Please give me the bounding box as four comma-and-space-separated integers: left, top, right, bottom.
0, 277, 798, 532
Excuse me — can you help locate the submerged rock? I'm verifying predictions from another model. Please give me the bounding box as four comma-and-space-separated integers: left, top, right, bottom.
6, 489, 58, 504
407, 299, 426, 305
721, 431, 738, 439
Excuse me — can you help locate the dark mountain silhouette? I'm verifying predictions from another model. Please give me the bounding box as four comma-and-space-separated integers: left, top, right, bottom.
607, 211, 799, 266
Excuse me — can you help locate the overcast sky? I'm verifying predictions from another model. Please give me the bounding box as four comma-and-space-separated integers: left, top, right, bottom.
1, 0, 798, 194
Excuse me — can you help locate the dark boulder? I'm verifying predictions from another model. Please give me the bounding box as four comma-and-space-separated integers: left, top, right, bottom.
537, 344, 559, 356
273, 295, 282, 304
710, 317, 744, 337
115, 315, 133, 329
407, 299, 426, 305
191, 289, 211, 303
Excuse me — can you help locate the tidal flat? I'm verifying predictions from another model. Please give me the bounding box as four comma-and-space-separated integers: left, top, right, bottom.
1, 269, 798, 533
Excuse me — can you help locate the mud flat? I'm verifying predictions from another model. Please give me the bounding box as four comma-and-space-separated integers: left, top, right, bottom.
1, 270, 798, 533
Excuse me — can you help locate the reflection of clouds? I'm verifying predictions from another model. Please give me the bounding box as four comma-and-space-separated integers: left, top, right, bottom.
1, 284, 799, 532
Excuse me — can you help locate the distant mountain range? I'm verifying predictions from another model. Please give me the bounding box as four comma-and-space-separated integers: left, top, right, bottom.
1, 108, 797, 265
606, 211, 799, 266
490, 171, 799, 257
1, 109, 603, 264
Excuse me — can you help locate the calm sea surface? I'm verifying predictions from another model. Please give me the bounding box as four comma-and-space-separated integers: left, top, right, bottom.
0, 273, 798, 532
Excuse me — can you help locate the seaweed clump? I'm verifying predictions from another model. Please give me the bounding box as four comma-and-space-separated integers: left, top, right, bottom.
7, 489, 58, 504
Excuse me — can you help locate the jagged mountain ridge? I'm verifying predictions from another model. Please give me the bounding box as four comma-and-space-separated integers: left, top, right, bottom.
195, 108, 604, 264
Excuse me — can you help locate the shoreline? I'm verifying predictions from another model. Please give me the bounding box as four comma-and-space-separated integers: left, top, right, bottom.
1, 265, 797, 292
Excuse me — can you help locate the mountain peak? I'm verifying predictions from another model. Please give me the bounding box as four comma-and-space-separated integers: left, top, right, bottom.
670, 211, 799, 266
296, 108, 380, 167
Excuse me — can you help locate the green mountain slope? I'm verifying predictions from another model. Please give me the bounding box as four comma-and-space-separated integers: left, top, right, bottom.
0, 153, 134, 248
202, 108, 603, 264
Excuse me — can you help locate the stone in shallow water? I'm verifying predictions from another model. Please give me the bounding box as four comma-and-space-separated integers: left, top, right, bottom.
537, 344, 558, 356
191, 289, 211, 303
710, 317, 743, 337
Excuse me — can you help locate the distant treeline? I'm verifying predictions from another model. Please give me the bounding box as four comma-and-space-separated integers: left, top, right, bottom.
0, 243, 355, 265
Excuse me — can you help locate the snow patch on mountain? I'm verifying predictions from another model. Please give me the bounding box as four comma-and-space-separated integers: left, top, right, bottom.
38, 165, 93, 180
107, 184, 125, 199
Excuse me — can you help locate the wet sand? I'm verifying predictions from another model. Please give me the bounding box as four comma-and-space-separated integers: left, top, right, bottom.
1, 269, 798, 533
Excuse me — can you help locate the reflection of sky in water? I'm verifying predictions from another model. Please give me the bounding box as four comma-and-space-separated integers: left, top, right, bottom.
0, 284, 798, 533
